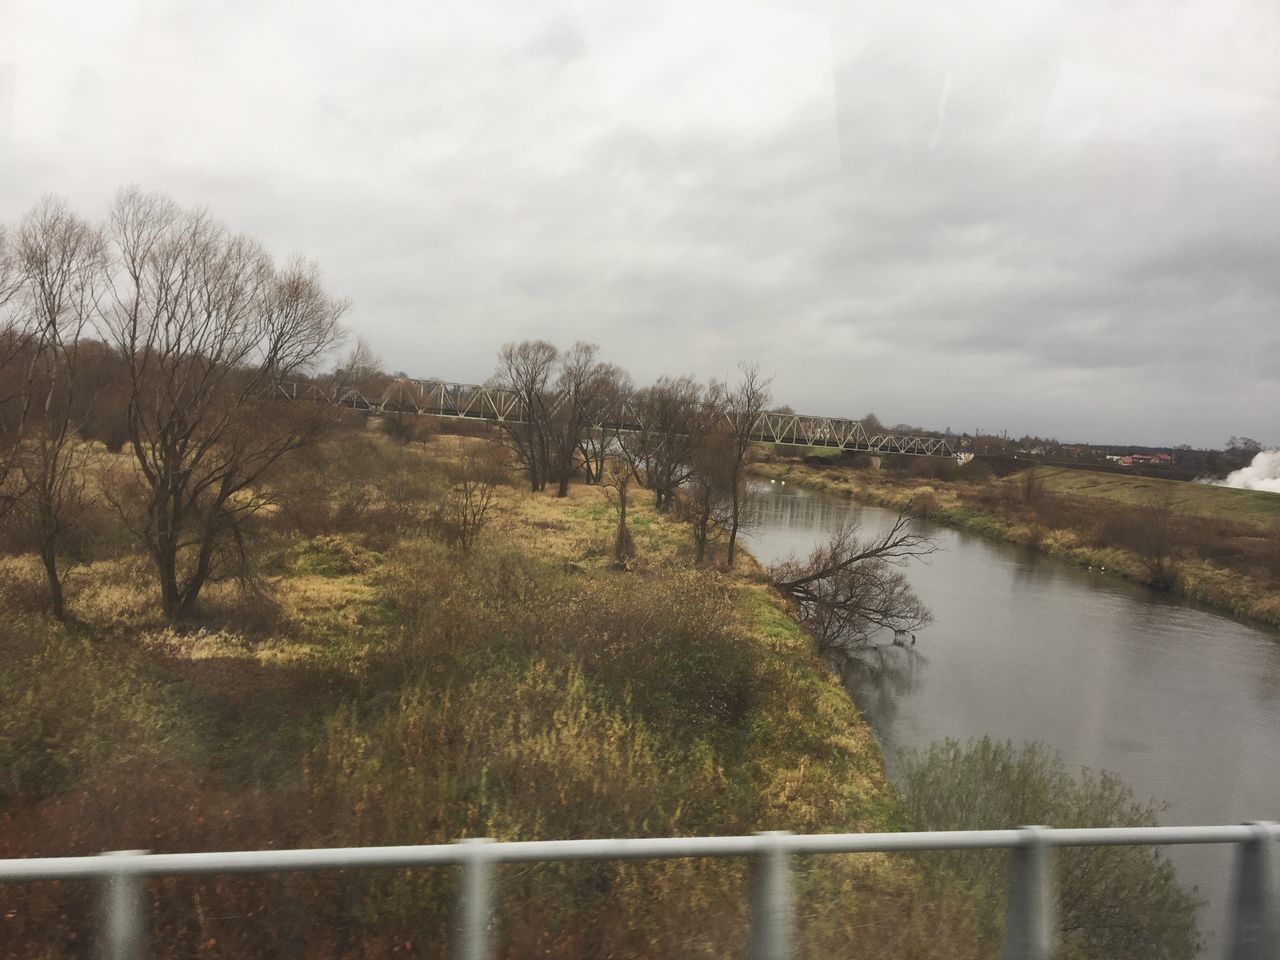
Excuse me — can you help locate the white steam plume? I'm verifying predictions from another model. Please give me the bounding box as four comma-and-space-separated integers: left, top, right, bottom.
1217, 450, 1280, 494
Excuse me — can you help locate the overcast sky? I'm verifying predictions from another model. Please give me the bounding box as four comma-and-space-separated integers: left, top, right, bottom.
2, 0, 1277, 447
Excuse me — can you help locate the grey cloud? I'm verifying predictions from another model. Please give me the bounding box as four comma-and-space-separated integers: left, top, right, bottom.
1, 0, 1277, 446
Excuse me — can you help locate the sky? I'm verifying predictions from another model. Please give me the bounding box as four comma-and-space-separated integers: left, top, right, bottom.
1, 0, 1277, 447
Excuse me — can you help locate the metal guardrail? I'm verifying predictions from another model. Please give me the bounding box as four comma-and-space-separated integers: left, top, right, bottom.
2, 824, 1276, 959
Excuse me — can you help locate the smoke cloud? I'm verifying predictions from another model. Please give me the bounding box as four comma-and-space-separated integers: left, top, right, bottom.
1218, 450, 1280, 494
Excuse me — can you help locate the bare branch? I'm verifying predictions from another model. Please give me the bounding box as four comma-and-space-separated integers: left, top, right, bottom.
770, 510, 936, 652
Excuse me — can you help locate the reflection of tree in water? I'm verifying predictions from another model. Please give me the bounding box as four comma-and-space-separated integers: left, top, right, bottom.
832, 641, 927, 732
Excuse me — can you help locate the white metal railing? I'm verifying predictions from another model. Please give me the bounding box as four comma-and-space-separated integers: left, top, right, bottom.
1, 824, 1277, 959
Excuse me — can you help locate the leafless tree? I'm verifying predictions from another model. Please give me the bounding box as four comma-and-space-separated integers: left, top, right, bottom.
548, 342, 625, 496
678, 407, 734, 565
439, 444, 506, 552
328, 337, 385, 402
1131, 486, 1180, 589
599, 455, 636, 569
619, 374, 711, 512
11, 198, 107, 619
104, 188, 347, 621
492, 340, 557, 492
575, 362, 630, 486
770, 511, 936, 653
0, 223, 37, 520
723, 362, 772, 568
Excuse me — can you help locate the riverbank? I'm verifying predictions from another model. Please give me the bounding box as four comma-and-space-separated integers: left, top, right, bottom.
752, 457, 1280, 632
0, 434, 983, 958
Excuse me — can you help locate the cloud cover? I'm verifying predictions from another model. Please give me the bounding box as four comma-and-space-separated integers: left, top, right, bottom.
1, 0, 1277, 446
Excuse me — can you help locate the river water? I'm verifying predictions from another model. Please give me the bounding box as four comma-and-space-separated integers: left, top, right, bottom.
742, 480, 1280, 952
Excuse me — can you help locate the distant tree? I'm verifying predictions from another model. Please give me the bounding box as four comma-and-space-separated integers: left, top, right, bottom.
492, 340, 557, 492
547, 342, 626, 495
0, 223, 37, 520
679, 421, 734, 565
769, 511, 935, 652
599, 455, 636, 570
104, 188, 347, 621
11, 198, 107, 619
576, 362, 630, 486
619, 374, 711, 512
900, 737, 1201, 960
722, 362, 772, 568
1226, 436, 1262, 454
1128, 486, 1180, 589
1020, 465, 1046, 505
1225, 436, 1263, 470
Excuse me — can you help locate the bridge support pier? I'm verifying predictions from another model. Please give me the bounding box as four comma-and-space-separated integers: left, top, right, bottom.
868, 455, 881, 471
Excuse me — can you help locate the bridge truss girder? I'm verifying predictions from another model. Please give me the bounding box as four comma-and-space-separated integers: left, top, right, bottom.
286, 377, 958, 459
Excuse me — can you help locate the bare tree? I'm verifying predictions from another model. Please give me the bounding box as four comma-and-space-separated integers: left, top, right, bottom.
0, 223, 37, 520
548, 342, 627, 496
619, 375, 710, 512
575, 362, 630, 486
678, 403, 734, 564
439, 444, 506, 552
492, 340, 557, 492
1130, 486, 1180, 589
11, 198, 107, 619
770, 512, 936, 653
599, 455, 636, 569
104, 188, 347, 621
723, 362, 772, 568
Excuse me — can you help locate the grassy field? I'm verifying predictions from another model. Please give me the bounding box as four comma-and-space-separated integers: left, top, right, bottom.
1035, 467, 1280, 530
0, 433, 985, 959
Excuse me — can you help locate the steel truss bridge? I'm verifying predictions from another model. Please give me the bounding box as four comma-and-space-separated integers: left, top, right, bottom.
279, 378, 961, 459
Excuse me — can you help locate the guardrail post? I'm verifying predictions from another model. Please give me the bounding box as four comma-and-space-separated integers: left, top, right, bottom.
1004, 826, 1054, 960
455, 838, 495, 960
751, 831, 795, 960
99, 850, 147, 960
1228, 821, 1279, 960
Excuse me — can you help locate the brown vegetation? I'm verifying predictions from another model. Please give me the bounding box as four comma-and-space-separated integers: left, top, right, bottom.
0, 431, 988, 959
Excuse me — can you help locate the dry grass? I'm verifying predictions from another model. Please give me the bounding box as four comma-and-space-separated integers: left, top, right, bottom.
0, 432, 988, 959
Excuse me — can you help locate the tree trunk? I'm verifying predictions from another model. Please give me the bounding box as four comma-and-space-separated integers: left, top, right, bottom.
157, 546, 181, 621
40, 542, 64, 621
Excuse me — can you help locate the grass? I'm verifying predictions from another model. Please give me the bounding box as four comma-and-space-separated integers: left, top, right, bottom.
1035, 467, 1280, 530
0, 433, 987, 959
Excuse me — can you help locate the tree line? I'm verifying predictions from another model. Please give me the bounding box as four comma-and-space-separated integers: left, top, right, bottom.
2, 190, 931, 645
487, 339, 773, 568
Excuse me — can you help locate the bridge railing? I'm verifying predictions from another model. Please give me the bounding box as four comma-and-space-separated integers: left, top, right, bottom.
2, 824, 1276, 960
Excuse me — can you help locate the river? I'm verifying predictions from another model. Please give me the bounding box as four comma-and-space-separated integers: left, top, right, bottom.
742, 480, 1280, 953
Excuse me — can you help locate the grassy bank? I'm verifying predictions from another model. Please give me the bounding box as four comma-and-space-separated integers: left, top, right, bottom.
0, 434, 983, 959
753, 458, 1280, 632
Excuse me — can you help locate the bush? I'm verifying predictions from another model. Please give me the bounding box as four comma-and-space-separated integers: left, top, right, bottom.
899, 737, 1201, 960
0, 619, 186, 804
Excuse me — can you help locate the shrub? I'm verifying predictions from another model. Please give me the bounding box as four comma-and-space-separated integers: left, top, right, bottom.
899, 737, 1201, 960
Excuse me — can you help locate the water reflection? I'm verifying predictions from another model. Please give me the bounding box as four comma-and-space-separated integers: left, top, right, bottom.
832, 644, 926, 754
